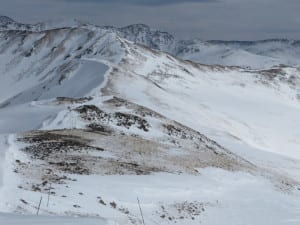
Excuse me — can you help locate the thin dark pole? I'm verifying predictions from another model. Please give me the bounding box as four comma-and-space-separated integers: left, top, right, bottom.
137, 197, 146, 225
47, 183, 51, 207
37, 196, 43, 215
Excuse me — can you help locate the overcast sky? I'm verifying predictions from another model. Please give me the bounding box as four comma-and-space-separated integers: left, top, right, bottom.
1, 0, 300, 40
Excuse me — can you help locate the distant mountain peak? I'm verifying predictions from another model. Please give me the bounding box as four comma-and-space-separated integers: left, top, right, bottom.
0, 15, 15, 24
118, 23, 175, 52
120, 23, 151, 32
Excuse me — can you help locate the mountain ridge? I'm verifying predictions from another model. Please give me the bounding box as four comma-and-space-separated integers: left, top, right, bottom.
0, 15, 15, 24
1, 15, 300, 68
1, 15, 298, 44
0, 16, 300, 225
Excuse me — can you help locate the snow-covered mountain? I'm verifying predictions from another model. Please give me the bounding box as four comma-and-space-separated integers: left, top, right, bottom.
0, 16, 15, 24
2, 17, 300, 69
116, 24, 300, 69
118, 24, 176, 52
0, 16, 300, 225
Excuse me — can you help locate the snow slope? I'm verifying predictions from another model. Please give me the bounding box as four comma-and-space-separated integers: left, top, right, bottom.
0, 25, 122, 106
116, 25, 300, 69
105, 41, 300, 160
0, 213, 111, 225
0, 16, 300, 225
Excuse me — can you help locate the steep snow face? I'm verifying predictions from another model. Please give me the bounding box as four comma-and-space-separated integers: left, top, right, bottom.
0, 27, 123, 107
0, 25, 124, 134
103, 41, 300, 160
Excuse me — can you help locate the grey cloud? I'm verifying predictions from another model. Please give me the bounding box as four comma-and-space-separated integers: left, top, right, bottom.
63, 0, 218, 6
1, 0, 300, 41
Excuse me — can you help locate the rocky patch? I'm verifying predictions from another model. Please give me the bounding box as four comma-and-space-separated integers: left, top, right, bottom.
75, 105, 151, 132
157, 201, 215, 223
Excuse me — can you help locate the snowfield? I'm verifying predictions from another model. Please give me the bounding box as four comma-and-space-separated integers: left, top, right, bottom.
0, 213, 111, 225
0, 17, 300, 225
